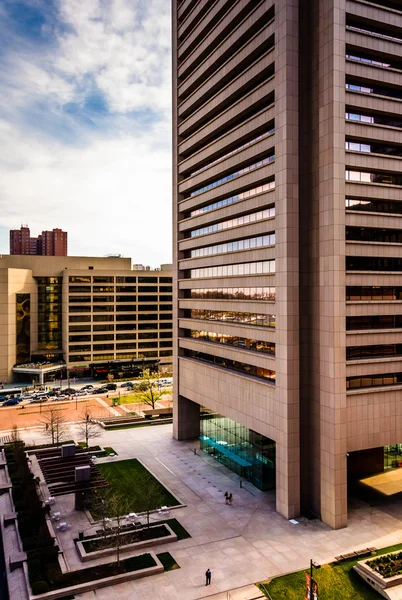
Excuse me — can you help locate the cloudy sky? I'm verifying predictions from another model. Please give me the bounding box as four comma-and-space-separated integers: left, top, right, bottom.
0, 0, 172, 266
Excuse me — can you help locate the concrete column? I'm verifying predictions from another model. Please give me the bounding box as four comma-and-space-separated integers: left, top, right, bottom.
39, 371, 44, 385
173, 395, 200, 441
273, 0, 300, 521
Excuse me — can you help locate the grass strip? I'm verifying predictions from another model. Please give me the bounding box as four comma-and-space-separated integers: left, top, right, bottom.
259, 543, 402, 600
95, 459, 179, 515
157, 552, 179, 571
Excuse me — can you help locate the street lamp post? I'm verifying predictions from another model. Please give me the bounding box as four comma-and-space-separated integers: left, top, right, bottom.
309, 559, 320, 600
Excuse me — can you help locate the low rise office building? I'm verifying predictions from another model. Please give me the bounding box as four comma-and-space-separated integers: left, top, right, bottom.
0, 255, 172, 383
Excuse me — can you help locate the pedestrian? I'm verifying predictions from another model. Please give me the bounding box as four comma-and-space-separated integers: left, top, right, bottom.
205, 568, 211, 586
228, 493, 233, 505
224, 491, 229, 505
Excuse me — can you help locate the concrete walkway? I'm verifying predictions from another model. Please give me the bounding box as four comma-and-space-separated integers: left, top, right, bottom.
17, 423, 402, 600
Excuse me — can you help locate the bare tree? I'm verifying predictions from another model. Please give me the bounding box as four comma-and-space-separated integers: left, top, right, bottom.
10, 424, 20, 445
107, 373, 114, 383
76, 406, 101, 448
40, 408, 67, 446
137, 370, 163, 410
95, 491, 130, 569
136, 470, 164, 527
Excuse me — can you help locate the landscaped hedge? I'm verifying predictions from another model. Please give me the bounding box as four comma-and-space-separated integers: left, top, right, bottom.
368, 552, 402, 578
82, 525, 170, 553
5, 442, 54, 551
34, 553, 157, 592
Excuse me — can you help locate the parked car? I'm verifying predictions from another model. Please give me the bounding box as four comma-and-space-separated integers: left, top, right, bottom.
120, 382, 133, 388
55, 395, 68, 400
0, 395, 8, 401
105, 383, 117, 391
81, 385, 94, 391
64, 388, 77, 395
2, 398, 19, 406
94, 387, 109, 394
30, 397, 48, 404
77, 390, 88, 396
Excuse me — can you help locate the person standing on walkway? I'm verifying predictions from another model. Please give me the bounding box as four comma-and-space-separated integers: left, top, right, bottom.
205, 568, 211, 586
228, 493, 233, 505
224, 491, 229, 504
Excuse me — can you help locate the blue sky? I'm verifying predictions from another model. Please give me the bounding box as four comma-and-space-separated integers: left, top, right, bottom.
0, 0, 172, 266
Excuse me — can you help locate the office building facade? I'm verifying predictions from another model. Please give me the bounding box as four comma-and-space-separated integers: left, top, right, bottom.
0, 255, 172, 383
172, 0, 402, 528
10, 226, 68, 256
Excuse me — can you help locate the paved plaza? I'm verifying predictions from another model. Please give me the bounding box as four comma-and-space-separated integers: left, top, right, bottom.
17, 423, 402, 599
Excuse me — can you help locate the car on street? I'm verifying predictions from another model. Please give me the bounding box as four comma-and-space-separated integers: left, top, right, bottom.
2, 398, 19, 406
94, 387, 109, 394
29, 397, 48, 404
105, 383, 117, 391
0, 395, 8, 401
64, 388, 77, 395
81, 385, 94, 391
55, 395, 68, 400
120, 382, 133, 388
77, 390, 88, 396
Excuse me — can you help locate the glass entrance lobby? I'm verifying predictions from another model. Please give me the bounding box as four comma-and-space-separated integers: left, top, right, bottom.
200, 409, 276, 491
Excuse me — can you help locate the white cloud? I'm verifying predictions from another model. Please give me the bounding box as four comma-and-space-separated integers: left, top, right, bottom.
0, 0, 173, 266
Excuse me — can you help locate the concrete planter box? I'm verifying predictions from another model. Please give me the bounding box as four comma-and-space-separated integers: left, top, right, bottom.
76, 523, 177, 562
30, 551, 164, 600
354, 552, 402, 599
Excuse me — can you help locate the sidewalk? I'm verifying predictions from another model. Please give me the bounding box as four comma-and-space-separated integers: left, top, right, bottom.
201, 584, 264, 600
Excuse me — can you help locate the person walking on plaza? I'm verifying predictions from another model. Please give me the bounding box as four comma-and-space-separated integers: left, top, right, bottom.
228, 493, 233, 505
224, 491, 229, 504
205, 568, 211, 586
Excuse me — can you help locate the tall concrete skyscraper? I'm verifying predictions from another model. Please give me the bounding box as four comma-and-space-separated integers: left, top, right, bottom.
172, 0, 402, 529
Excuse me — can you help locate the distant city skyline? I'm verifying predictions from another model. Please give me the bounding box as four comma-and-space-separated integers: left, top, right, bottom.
0, 0, 172, 265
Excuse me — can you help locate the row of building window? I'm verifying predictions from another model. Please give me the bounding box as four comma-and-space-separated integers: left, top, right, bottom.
189, 181, 275, 217
346, 287, 402, 301
68, 327, 172, 338
69, 314, 172, 327
189, 207, 275, 238
189, 329, 275, 356
347, 344, 402, 361
69, 306, 172, 314
346, 198, 402, 216
189, 155, 275, 197
346, 81, 402, 101
189, 309, 275, 328
189, 287, 275, 300
346, 23, 402, 43
69, 296, 172, 311
190, 260, 275, 279
347, 373, 402, 391
347, 315, 402, 331
69, 276, 172, 284
346, 256, 402, 272
69, 285, 172, 293
346, 53, 394, 70
69, 350, 171, 362
346, 227, 402, 244
189, 127, 275, 178
69, 341, 173, 352
345, 170, 402, 186
345, 112, 402, 129
345, 141, 402, 157
184, 349, 276, 383
190, 234, 275, 258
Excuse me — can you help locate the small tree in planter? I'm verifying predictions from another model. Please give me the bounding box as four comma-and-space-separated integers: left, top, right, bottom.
136, 469, 164, 528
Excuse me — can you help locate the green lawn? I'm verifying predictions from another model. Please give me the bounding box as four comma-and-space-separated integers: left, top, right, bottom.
259, 543, 402, 599
95, 459, 179, 515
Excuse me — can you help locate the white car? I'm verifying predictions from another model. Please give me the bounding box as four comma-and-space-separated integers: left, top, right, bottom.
77, 390, 88, 396
56, 395, 68, 400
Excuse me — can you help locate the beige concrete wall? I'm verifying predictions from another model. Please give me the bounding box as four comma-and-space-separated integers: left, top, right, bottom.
0, 268, 37, 382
